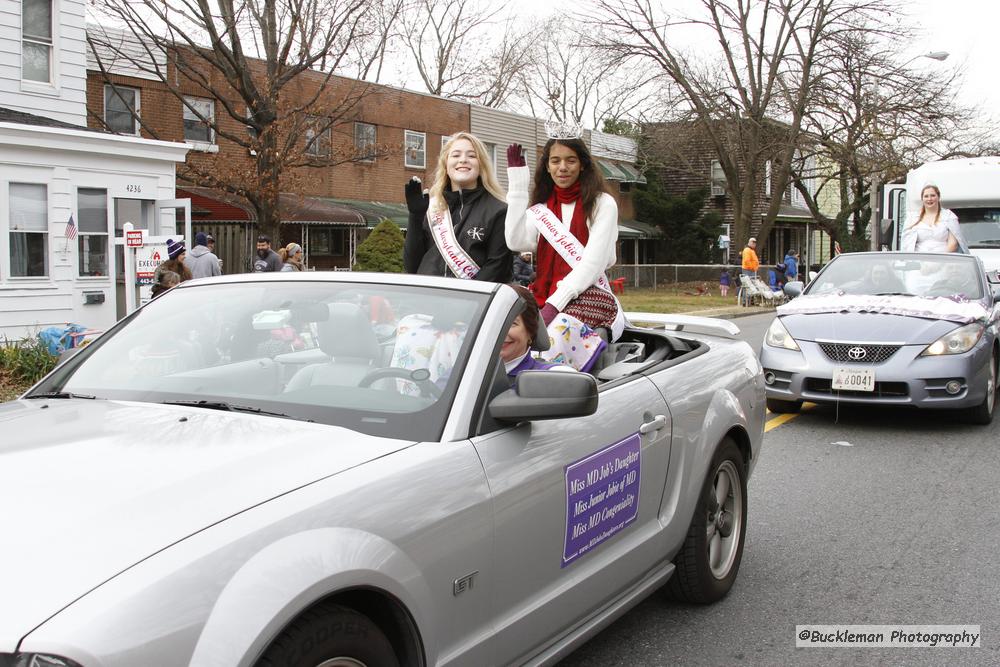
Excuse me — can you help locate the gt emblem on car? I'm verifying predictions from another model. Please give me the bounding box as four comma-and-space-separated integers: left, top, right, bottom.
847, 346, 867, 361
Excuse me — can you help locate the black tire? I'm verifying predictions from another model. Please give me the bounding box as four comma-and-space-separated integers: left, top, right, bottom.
666, 438, 747, 604
256, 602, 399, 667
966, 349, 997, 425
766, 397, 801, 414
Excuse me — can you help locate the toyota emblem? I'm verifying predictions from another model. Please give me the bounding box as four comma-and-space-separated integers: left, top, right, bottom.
847, 346, 867, 361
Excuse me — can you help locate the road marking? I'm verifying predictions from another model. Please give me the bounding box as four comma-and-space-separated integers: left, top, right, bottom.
764, 402, 815, 432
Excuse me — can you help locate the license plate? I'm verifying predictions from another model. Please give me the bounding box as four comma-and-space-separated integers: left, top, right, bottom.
831, 368, 874, 392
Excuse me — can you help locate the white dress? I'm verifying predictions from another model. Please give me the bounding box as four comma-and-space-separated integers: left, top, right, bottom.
901, 209, 967, 253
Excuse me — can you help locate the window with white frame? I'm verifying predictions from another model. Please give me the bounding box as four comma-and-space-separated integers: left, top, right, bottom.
77, 189, 108, 277
405, 130, 426, 169
183, 96, 214, 143
305, 117, 331, 157
104, 85, 140, 135
21, 0, 52, 83
354, 122, 376, 161
9, 183, 48, 278
710, 160, 726, 196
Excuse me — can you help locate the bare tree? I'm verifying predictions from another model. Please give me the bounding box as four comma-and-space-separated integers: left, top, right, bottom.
88, 0, 393, 242
586, 0, 895, 254
515, 18, 662, 128
398, 0, 534, 108
786, 22, 976, 252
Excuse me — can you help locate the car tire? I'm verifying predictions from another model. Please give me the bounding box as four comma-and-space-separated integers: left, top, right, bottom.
256, 602, 399, 667
766, 397, 801, 413
966, 349, 998, 425
666, 438, 747, 604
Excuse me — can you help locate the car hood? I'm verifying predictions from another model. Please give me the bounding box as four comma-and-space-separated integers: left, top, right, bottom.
780, 311, 965, 344
0, 399, 413, 651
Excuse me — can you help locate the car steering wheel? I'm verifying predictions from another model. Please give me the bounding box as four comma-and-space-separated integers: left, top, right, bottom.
357, 367, 443, 399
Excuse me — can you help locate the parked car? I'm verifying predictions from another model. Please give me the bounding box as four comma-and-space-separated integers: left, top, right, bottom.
0, 273, 764, 667
760, 252, 1000, 423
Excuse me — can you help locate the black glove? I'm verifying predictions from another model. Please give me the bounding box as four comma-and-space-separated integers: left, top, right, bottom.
405, 177, 429, 216
507, 144, 526, 168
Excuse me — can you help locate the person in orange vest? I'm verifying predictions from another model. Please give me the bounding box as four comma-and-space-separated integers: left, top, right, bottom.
740, 237, 760, 306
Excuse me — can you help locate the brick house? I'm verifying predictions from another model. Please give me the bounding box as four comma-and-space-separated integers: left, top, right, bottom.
84, 30, 650, 273
645, 120, 831, 275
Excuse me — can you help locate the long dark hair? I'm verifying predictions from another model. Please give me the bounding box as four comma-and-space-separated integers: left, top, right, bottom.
530, 138, 609, 222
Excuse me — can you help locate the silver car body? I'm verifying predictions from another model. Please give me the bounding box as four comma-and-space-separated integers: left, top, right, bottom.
1, 273, 764, 666
760, 252, 1000, 414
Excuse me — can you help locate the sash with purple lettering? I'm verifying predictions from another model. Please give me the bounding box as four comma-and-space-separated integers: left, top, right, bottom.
427, 207, 479, 279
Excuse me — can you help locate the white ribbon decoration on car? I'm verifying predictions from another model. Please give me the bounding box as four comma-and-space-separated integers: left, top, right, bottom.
427, 208, 480, 279
526, 203, 626, 339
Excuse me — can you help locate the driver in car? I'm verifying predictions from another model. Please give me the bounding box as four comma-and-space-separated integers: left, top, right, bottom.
503, 285, 572, 379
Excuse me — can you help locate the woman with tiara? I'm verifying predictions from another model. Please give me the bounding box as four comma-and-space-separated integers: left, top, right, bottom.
505, 123, 624, 371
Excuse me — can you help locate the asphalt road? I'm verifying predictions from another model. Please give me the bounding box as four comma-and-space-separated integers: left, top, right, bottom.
560, 312, 999, 666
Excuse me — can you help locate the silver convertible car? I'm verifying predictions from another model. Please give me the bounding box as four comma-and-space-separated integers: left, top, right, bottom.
1, 273, 763, 667
760, 252, 1000, 424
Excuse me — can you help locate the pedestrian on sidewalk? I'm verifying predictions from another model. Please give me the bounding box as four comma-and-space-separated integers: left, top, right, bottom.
184, 232, 222, 279
740, 238, 759, 306
719, 269, 731, 297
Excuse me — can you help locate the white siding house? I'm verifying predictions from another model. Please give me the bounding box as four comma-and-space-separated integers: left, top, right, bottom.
0, 0, 187, 340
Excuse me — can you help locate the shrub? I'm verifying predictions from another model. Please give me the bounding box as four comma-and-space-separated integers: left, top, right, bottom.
0, 336, 59, 385
354, 219, 405, 273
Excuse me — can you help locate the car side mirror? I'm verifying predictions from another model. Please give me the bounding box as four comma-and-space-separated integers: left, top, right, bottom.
783, 281, 803, 298
489, 370, 598, 422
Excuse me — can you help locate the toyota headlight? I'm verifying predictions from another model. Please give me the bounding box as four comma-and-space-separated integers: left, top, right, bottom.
920, 322, 985, 356
764, 317, 800, 350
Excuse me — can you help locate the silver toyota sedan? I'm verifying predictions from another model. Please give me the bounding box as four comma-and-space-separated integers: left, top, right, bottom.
760, 252, 1000, 423
1, 273, 763, 667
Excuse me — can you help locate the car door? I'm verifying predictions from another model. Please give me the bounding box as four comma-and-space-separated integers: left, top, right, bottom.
470, 374, 672, 665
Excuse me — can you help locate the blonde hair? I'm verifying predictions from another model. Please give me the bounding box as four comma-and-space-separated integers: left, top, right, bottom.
908, 184, 942, 229
428, 132, 505, 213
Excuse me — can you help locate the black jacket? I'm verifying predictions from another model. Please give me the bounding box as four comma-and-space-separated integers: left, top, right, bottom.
404, 186, 512, 283
512, 255, 535, 286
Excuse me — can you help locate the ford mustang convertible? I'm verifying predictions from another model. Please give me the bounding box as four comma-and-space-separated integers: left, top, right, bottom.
0, 273, 764, 667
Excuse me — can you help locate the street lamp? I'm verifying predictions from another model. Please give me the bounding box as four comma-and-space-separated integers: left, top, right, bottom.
868, 50, 951, 250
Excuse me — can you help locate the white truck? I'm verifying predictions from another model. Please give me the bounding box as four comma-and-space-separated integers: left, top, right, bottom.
881, 156, 1000, 271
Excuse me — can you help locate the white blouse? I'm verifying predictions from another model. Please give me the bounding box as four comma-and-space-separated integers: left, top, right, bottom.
505, 166, 618, 310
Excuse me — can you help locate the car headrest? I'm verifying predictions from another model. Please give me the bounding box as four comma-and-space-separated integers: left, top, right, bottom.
318, 302, 381, 360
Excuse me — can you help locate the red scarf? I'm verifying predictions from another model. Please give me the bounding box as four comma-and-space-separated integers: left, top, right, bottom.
531, 183, 589, 307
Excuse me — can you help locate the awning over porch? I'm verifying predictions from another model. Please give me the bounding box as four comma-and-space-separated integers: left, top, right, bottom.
776, 203, 813, 222
618, 219, 661, 239
177, 187, 372, 226
318, 198, 409, 229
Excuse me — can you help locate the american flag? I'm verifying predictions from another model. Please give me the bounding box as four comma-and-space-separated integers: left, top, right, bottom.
65, 214, 77, 240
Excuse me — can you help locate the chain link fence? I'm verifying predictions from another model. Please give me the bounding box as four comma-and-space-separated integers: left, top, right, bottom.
608, 264, 764, 289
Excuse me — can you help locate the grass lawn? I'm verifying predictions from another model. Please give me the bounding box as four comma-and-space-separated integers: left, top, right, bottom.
618, 284, 741, 313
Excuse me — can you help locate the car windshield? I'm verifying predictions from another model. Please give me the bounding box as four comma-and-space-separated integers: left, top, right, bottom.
39, 281, 490, 441
956, 208, 1000, 248
806, 254, 983, 300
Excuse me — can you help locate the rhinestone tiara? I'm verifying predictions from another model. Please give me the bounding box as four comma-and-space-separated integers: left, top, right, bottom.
544, 118, 585, 140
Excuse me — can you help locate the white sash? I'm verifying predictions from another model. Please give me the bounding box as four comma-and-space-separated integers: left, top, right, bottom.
526, 203, 626, 339
427, 208, 480, 279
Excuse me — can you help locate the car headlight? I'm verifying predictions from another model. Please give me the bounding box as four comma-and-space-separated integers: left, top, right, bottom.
920, 322, 985, 356
764, 317, 800, 350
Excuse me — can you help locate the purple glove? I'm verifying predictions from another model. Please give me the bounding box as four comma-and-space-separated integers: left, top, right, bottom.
507, 143, 526, 168
540, 302, 559, 326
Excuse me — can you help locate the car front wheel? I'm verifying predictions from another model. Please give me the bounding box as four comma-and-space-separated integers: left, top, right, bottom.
966, 349, 998, 425
256, 603, 400, 667
666, 438, 747, 604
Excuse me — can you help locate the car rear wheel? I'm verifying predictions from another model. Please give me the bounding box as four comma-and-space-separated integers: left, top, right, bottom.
766, 397, 801, 413
666, 438, 747, 604
966, 349, 997, 425
256, 603, 399, 667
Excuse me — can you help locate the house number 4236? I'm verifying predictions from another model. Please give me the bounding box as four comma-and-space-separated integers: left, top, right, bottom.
125, 184, 142, 193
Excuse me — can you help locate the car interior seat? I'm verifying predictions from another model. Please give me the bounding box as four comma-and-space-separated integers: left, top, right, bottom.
284, 303, 381, 391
